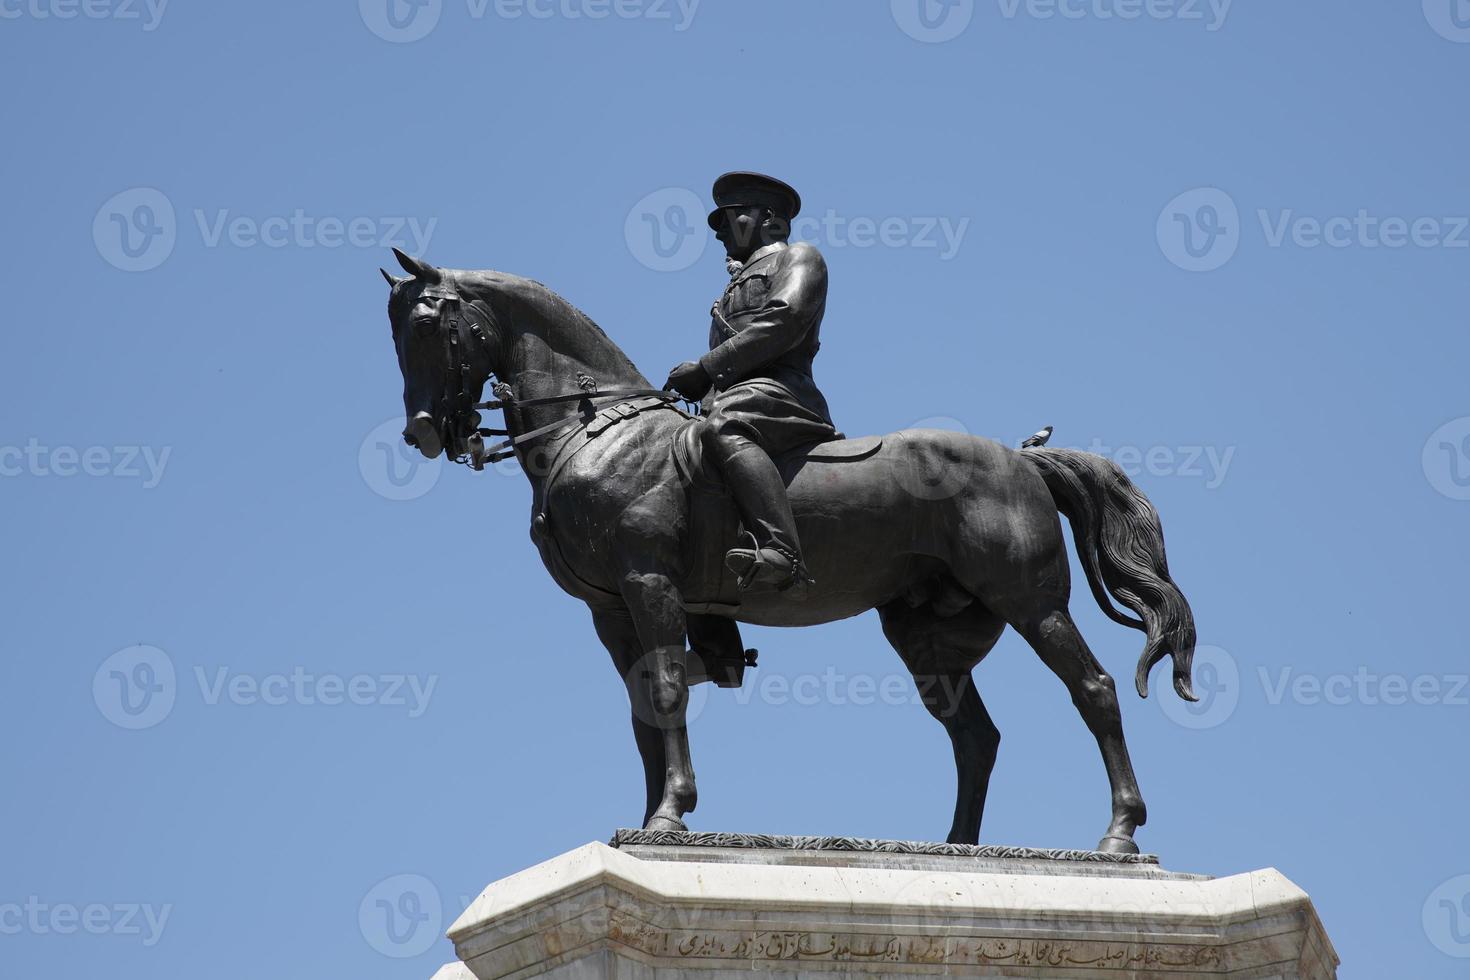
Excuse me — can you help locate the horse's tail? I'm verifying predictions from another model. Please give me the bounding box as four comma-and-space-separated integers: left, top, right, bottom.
1020, 447, 1198, 701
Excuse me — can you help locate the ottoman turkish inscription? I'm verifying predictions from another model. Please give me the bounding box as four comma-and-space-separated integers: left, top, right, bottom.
605, 921, 1225, 972
436, 840, 1337, 978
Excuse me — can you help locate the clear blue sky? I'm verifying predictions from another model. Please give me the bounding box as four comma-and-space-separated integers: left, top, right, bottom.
4, 1, 1468, 977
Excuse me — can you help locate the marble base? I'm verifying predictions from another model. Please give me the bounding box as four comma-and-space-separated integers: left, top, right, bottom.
432, 831, 1337, 979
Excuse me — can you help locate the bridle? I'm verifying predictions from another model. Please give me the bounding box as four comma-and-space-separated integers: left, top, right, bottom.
416, 290, 685, 472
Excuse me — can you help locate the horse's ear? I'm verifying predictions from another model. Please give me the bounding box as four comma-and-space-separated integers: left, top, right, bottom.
380, 268, 408, 289
393, 247, 440, 283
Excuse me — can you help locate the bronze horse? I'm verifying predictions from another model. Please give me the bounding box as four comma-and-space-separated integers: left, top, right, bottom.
380, 249, 1198, 854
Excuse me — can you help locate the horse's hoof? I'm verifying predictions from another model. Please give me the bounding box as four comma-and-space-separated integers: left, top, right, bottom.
1096, 834, 1140, 855
644, 815, 687, 833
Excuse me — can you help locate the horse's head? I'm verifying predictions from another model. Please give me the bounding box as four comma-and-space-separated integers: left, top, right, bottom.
381, 248, 495, 461
380, 250, 654, 470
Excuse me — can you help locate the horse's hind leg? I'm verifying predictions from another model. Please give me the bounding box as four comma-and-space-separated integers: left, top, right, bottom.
1004, 603, 1147, 854
878, 601, 1005, 845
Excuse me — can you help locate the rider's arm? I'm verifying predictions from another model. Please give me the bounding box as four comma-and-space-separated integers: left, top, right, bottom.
699, 244, 827, 391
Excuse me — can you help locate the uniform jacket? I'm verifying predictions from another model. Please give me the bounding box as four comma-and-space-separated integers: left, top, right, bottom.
698, 241, 833, 424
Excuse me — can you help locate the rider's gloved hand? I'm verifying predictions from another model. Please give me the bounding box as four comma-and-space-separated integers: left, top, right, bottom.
664, 361, 712, 401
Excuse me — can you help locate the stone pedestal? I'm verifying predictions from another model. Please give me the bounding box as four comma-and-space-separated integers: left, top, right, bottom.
432, 831, 1337, 979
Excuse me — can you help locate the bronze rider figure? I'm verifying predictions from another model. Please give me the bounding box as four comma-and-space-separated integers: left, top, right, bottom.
664, 172, 839, 593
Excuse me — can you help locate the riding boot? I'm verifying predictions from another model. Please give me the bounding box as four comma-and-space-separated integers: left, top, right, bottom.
710, 439, 811, 594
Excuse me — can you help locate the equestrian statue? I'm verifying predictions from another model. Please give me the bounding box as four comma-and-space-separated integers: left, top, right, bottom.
378, 172, 1199, 854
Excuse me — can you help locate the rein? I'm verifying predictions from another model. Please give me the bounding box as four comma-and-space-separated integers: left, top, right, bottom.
461, 383, 685, 470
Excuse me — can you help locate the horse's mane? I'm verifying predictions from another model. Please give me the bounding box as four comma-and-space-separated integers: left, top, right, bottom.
449, 269, 649, 385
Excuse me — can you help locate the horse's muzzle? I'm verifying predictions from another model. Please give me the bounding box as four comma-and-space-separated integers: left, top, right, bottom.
403, 412, 443, 459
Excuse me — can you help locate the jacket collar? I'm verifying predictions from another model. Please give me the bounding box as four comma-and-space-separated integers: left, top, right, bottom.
740, 241, 787, 271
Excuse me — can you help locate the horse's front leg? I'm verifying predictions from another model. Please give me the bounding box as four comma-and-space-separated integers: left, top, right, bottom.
618, 570, 695, 832
592, 606, 666, 827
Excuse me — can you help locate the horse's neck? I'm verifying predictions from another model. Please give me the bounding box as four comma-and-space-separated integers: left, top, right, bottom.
482, 276, 651, 469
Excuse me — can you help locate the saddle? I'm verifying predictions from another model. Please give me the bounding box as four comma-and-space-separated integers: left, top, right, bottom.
669, 418, 883, 688
672, 418, 882, 491
671, 418, 880, 594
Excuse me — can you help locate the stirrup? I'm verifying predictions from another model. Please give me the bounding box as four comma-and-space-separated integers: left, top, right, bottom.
726, 531, 810, 593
